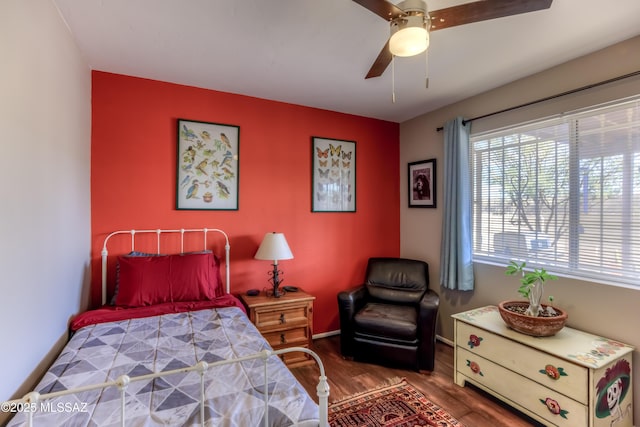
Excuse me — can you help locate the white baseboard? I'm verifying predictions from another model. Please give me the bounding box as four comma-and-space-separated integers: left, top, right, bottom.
312, 329, 340, 340
436, 334, 454, 347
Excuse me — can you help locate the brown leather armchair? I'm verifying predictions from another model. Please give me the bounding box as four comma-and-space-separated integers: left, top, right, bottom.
337, 257, 439, 371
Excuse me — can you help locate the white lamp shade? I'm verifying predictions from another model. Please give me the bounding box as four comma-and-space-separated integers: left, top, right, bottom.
389, 15, 429, 57
254, 232, 293, 261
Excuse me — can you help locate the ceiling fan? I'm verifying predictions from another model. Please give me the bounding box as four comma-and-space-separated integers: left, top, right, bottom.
353, 0, 553, 79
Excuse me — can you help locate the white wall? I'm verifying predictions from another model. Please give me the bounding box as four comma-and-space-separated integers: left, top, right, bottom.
400, 35, 640, 423
0, 0, 91, 410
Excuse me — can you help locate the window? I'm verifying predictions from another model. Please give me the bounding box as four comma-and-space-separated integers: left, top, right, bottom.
471, 97, 640, 288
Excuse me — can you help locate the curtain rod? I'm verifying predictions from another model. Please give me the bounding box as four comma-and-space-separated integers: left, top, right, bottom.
435, 70, 640, 132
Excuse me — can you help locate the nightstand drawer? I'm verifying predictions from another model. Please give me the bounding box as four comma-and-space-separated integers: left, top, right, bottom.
457, 320, 588, 404
278, 345, 312, 367
262, 326, 309, 348
254, 304, 310, 330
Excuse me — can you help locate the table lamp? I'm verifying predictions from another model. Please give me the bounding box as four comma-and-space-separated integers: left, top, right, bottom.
254, 232, 293, 297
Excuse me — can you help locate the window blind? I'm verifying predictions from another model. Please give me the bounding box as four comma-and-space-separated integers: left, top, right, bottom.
471, 97, 640, 288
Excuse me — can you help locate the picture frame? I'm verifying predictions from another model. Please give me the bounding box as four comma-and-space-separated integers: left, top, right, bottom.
408, 159, 436, 208
312, 137, 356, 212
176, 119, 239, 210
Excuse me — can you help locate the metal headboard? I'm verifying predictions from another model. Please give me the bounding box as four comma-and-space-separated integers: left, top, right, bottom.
101, 228, 230, 305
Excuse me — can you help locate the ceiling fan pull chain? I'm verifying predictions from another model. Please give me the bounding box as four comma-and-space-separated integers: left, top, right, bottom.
425, 49, 429, 89
392, 55, 396, 104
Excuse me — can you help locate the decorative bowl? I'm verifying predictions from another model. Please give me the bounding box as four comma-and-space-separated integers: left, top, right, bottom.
498, 301, 568, 337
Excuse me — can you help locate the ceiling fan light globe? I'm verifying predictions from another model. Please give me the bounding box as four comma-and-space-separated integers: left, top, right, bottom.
389, 26, 429, 57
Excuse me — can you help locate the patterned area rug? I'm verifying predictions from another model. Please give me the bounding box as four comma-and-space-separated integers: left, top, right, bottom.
328, 378, 463, 427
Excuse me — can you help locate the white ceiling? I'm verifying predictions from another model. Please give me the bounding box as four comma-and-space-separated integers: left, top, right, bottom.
53, 0, 640, 123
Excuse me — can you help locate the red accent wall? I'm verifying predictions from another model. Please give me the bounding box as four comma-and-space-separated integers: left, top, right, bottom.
91, 71, 400, 333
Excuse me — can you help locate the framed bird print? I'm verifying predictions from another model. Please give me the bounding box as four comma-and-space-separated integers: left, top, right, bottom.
312, 136, 356, 212
176, 119, 239, 210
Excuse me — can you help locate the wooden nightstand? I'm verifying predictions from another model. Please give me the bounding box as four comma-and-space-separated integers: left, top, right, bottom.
240, 289, 315, 368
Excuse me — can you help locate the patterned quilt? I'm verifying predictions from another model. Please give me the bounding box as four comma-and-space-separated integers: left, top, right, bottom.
8, 307, 319, 427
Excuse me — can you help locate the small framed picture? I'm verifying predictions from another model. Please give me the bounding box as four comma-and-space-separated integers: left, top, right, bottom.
312, 137, 356, 212
176, 119, 239, 210
408, 159, 436, 208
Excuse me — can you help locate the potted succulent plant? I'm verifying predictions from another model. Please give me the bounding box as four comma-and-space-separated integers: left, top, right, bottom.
498, 261, 567, 337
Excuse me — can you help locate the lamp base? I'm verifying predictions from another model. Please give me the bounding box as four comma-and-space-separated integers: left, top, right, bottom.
272, 285, 284, 298
267, 263, 284, 298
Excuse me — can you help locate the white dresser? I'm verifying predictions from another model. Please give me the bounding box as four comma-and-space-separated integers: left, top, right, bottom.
453, 306, 634, 427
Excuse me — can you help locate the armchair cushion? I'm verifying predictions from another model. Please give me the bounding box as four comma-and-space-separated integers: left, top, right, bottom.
354, 303, 418, 343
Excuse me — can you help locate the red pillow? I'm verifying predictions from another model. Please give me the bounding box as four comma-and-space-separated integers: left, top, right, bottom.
115, 256, 172, 307
115, 252, 223, 307
181, 251, 224, 298
169, 252, 220, 302
210, 253, 224, 297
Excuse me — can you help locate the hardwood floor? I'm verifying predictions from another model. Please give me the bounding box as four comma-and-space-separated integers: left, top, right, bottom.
290, 335, 542, 427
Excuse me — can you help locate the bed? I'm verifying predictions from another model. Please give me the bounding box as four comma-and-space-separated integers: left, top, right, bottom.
4, 228, 329, 427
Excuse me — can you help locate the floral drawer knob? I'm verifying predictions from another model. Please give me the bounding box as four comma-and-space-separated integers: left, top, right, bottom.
466, 360, 484, 376
539, 364, 567, 380
467, 334, 483, 348
540, 398, 569, 419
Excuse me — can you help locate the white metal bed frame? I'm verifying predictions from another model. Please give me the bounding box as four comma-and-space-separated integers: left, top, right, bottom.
7, 347, 329, 427
5, 228, 330, 426
101, 228, 233, 304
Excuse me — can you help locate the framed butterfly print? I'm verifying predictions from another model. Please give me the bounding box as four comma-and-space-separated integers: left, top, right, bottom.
312, 136, 356, 212
176, 119, 239, 210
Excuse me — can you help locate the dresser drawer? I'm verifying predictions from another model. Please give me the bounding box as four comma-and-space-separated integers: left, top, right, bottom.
456, 321, 588, 404
254, 303, 310, 330
262, 326, 309, 348
457, 348, 587, 427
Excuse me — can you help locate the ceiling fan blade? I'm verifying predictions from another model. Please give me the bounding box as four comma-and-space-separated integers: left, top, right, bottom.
429, 0, 552, 31
352, 0, 405, 21
365, 40, 392, 79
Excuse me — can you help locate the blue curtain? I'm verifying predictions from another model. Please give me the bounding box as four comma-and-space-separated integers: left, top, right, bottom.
440, 117, 474, 291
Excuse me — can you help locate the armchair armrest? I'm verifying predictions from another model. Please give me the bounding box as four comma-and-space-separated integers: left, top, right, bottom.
417, 289, 440, 371
419, 289, 439, 313
338, 285, 367, 314
337, 285, 367, 357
